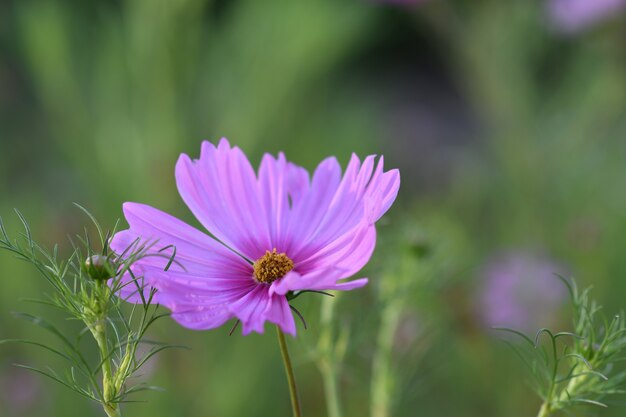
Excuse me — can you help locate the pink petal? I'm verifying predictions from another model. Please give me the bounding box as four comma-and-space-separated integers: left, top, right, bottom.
365, 157, 400, 222
110, 202, 250, 275
112, 265, 256, 330
264, 294, 297, 336
175, 139, 272, 260
297, 225, 377, 278
286, 163, 310, 207
270, 268, 368, 296
110, 202, 259, 330
228, 286, 273, 335
170, 305, 234, 330
283, 157, 342, 255
138, 268, 255, 330
287, 154, 399, 279
258, 153, 291, 251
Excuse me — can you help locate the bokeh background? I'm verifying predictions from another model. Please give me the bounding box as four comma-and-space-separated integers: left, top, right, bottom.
2, 0, 626, 416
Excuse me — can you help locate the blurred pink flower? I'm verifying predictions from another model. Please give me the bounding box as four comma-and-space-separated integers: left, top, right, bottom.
375, 0, 427, 5
477, 251, 568, 333
111, 139, 399, 336
0, 366, 44, 415
548, 0, 626, 33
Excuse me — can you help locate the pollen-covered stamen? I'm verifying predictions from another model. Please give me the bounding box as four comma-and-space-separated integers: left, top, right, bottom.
253, 249, 294, 284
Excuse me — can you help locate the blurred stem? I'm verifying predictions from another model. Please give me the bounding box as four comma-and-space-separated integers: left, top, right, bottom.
371, 302, 401, 417
318, 296, 344, 417
536, 402, 551, 417
276, 326, 301, 417
320, 364, 342, 417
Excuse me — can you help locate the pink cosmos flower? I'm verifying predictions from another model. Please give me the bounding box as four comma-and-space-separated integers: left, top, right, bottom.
110, 139, 400, 336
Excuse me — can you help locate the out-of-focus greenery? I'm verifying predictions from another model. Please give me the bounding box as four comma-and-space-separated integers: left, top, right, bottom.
1, 1, 626, 416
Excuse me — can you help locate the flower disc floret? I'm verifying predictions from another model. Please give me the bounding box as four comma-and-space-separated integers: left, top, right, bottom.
253, 249, 294, 284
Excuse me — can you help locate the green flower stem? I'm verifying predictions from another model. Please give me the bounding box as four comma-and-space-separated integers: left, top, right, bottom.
536, 402, 551, 417
371, 302, 402, 417
318, 294, 345, 417
320, 363, 342, 417
536, 379, 556, 417
92, 319, 121, 417
536, 365, 588, 417
90, 281, 121, 417
276, 326, 302, 417
103, 403, 121, 417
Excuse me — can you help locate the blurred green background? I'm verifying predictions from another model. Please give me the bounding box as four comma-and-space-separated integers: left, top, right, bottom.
2, 0, 626, 416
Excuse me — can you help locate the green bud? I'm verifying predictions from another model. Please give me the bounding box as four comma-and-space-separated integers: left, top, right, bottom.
84, 255, 116, 281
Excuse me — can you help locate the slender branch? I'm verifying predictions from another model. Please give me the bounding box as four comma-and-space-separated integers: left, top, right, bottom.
276, 326, 301, 417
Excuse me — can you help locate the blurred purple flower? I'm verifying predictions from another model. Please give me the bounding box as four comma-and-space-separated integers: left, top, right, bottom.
0, 366, 44, 415
548, 0, 626, 33
111, 139, 400, 336
478, 251, 568, 333
368, 0, 428, 6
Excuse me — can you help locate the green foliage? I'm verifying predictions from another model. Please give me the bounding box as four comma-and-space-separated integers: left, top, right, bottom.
2, 0, 626, 416
499, 277, 626, 416
0, 206, 176, 417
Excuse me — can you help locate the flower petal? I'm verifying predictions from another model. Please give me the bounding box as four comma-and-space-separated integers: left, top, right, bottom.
264, 294, 297, 336
132, 267, 254, 330
175, 139, 271, 260
290, 155, 363, 259
296, 225, 377, 278
110, 202, 258, 330
288, 154, 399, 278
283, 157, 342, 255
258, 153, 290, 251
228, 286, 273, 335
257, 153, 317, 250
364, 156, 400, 223
270, 268, 368, 296
110, 202, 250, 275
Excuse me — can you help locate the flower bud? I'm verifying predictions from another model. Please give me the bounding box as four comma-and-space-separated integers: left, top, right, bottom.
84, 255, 116, 281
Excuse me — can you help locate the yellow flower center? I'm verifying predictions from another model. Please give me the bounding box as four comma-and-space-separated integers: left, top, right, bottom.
253, 249, 294, 284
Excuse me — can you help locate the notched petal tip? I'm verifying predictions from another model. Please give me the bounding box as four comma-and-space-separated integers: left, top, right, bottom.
387, 168, 401, 185
384, 168, 401, 199
217, 137, 232, 151
241, 322, 265, 336
332, 277, 369, 291
280, 322, 297, 337
316, 156, 340, 174
121, 201, 144, 216
175, 153, 194, 174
